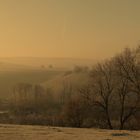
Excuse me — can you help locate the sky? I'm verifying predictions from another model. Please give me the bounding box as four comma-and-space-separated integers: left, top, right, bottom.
0, 0, 140, 59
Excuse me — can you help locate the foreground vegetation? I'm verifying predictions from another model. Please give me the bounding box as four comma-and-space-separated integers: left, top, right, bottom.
0, 124, 139, 140
0, 47, 140, 130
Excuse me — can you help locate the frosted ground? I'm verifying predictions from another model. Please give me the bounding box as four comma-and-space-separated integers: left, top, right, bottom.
0, 124, 139, 140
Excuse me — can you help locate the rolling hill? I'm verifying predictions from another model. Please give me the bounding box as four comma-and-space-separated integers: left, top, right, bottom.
0, 69, 64, 99
0, 57, 95, 99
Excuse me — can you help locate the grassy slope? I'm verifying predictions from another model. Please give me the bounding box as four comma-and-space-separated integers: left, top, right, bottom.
0, 124, 139, 140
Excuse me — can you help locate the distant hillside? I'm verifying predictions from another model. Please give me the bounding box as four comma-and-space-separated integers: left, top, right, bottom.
0, 57, 96, 70
0, 69, 64, 99
0, 62, 34, 72
42, 71, 90, 98
0, 57, 95, 99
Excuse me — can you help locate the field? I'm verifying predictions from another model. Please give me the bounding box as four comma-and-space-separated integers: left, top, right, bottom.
0, 124, 139, 140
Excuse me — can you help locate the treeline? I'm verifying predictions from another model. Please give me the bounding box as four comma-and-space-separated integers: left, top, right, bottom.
1, 47, 140, 130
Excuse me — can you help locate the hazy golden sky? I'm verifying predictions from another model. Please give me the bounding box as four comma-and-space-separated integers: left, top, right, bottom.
0, 0, 140, 59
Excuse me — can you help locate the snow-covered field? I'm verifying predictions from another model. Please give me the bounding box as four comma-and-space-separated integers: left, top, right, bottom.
0, 124, 139, 140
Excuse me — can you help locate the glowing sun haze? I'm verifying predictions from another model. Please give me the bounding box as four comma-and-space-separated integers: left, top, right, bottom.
0, 0, 140, 59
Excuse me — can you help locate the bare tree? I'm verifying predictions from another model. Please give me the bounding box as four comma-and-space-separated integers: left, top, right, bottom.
115, 47, 140, 93
90, 61, 115, 129
116, 78, 130, 129
114, 47, 140, 129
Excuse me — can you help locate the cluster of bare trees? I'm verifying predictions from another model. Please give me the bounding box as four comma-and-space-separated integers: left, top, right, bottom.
79, 47, 140, 129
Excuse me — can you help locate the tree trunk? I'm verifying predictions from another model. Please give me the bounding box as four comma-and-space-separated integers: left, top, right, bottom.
120, 121, 124, 130
106, 107, 113, 129
120, 98, 125, 130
